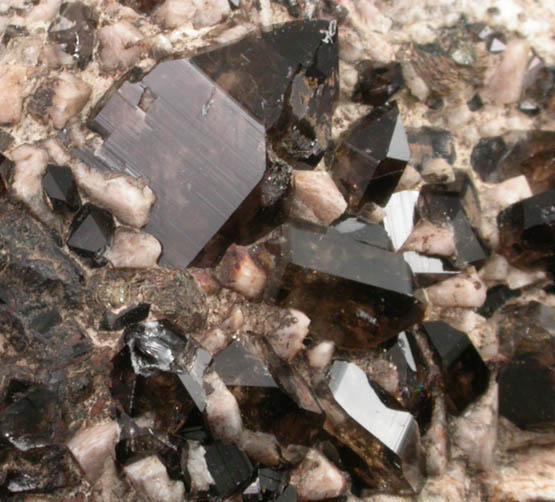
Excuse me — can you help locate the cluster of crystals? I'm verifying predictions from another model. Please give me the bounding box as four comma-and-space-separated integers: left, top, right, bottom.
1, 16, 553, 501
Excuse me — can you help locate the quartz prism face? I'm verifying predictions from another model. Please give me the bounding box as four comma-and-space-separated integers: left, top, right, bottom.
273, 223, 423, 349
211, 338, 324, 446
332, 101, 410, 208
421, 321, 489, 415
87, 58, 266, 269
42, 164, 81, 213
497, 189, 555, 272
320, 361, 424, 493
496, 302, 555, 430
67, 203, 114, 263
204, 441, 254, 498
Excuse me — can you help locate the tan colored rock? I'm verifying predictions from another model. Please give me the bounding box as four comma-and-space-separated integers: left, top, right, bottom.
307, 341, 335, 371
401, 220, 455, 257
215, 244, 267, 299
288, 169, 347, 226
124, 455, 185, 502
98, 21, 143, 71
266, 308, 310, 361
0, 64, 25, 125
192, 0, 230, 28
67, 421, 120, 484
105, 228, 161, 268
73, 162, 156, 228
417, 268, 486, 308
291, 449, 347, 501
487, 39, 529, 105
49, 72, 91, 128
154, 0, 195, 28
421, 157, 455, 183
204, 371, 243, 443
239, 430, 281, 466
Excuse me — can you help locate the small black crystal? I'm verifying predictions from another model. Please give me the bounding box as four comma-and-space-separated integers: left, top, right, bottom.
332, 101, 411, 208
421, 321, 489, 414
477, 285, 521, 318
467, 93, 483, 111
42, 164, 81, 213
101, 303, 150, 331
204, 441, 254, 498
352, 61, 404, 106
67, 203, 114, 263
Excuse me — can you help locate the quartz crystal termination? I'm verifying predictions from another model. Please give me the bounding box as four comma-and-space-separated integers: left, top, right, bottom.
84, 20, 338, 268
271, 223, 424, 349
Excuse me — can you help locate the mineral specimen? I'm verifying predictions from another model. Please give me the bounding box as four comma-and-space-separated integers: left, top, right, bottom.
421, 321, 489, 414
271, 223, 423, 349
42, 164, 80, 213
332, 101, 410, 208
352, 60, 404, 106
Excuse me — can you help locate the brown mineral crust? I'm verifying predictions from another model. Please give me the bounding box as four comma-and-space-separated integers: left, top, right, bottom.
90, 267, 207, 333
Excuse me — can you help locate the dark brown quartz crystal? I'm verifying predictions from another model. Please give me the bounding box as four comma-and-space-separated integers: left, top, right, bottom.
212, 337, 324, 447
406, 127, 456, 172
81, 20, 338, 268
269, 223, 423, 349
496, 302, 555, 430
332, 101, 410, 208
316, 360, 424, 494
42, 164, 81, 213
421, 321, 489, 415
497, 189, 555, 273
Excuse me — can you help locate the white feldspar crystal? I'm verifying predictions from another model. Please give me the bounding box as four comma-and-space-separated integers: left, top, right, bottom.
239, 429, 281, 466
486, 39, 530, 105
67, 421, 120, 484
266, 308, 310, 361
418, 268, 486, 308
204, 371, 243, 442
484, 446, 555, 502
49, 72, 91, 129
401, 220, 456, 257
307, 341, 335, 371
0, 63, 26, 125
215, 244, 267, 299
396, 165, 422, 191
192, 0, 230, 28
72, 162, 155, 228
105, 228, 161, 268
98, 21, 144, 71
480, 175, 532, 248
124, 455, 185, 502
186, 442, 215, 493
155, 0, 195, 28
25, 0, 61, 26
288, 170, 347, 226
290, 449, 347, 501
423, 397, 447, 476
417, 461, 467, 502
452, 381, 498, 469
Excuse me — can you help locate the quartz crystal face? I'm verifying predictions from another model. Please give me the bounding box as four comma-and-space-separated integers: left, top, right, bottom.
421, 321, 489, 414
497, 189, 555, 272
42, 164, 81, 213
332, 101, 410, 208
272, 223, 424, 349
352, 61, 404, 106
83, 20, 338, 268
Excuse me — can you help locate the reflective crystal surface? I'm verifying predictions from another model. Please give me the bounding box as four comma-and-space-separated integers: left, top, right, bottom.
212, 337, 323, 446
497, 189, 555, 272
100, 303, 150, 331
332, 101, 410, 208
421, 321, 489, 414
272, 223, 423, 349
205, 441, 254, 497
496, 302, 555, 429
320, 360, 424, 493
42, 164, 81, 213
67, 203, 114, 263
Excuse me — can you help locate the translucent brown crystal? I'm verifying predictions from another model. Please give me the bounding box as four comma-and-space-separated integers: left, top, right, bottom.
270, 223, 423, 349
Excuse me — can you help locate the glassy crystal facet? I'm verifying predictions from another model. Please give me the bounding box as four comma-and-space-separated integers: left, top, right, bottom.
332, 102, 410, 208
421, 321, 489, 414
42, 164, 81, 213
67, 203, 114, 263
272, 223, 423, 349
